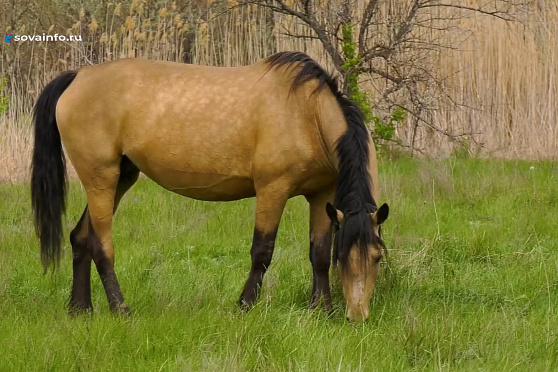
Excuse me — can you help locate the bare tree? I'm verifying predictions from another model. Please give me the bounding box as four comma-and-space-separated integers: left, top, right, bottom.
241, 0, 533, 153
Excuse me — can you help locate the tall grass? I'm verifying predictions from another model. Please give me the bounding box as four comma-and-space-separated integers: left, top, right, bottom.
1, 0, 557, 183
1, 157, 558, 370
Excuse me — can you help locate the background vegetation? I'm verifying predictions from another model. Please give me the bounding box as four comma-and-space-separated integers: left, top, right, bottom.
1, 0, 558, 182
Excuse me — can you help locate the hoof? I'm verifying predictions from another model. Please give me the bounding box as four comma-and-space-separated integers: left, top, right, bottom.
111, 303, 132, 317
309, 293, 332, 312
238, 287, 259, 311
309, 299, 319, 310
238, 297, 256, 311
68, 301, 93, 316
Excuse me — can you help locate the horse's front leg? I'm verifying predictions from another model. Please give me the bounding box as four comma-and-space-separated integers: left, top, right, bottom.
306, 189, 334, 310
239, 184, 289, 309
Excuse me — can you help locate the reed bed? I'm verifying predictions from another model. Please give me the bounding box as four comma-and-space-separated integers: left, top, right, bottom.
1, 0, 556, 182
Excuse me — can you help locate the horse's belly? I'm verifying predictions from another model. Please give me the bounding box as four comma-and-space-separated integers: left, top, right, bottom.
134, 158, 255, 201
162, 173, 255, 201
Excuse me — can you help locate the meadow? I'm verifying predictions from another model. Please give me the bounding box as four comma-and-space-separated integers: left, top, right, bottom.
1, 156, 557, 371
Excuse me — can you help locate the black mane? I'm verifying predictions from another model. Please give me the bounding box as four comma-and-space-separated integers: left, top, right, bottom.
266, 51, 380, 266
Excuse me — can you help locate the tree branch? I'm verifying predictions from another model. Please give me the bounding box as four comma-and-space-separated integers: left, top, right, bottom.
420, 3, 518, 22
359, 0, 380, 54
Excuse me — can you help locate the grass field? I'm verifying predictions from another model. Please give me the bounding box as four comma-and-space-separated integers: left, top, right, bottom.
1, 157, 558, 371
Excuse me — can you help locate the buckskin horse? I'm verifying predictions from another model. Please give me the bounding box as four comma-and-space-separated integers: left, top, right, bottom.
31, 52, 389, 321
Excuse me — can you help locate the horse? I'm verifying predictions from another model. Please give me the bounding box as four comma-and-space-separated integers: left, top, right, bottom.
31, 51, 389, 321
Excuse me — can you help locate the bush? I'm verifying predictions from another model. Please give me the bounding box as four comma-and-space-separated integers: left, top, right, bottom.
0, 77, 9, 116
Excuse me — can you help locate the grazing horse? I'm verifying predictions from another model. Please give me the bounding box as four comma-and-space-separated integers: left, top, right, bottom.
31, 52, 389, 321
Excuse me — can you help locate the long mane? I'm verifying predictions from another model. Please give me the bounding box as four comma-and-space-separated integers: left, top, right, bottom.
265, 51, 379, 266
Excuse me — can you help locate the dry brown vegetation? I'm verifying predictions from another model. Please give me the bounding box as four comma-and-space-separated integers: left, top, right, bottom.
1, 0, 556, 183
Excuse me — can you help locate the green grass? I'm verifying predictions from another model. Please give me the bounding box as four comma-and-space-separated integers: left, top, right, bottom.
1, 157, 558, 371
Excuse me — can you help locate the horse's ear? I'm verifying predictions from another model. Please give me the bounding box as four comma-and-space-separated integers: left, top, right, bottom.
326, 202, 344, 226
372, 203, 389, 225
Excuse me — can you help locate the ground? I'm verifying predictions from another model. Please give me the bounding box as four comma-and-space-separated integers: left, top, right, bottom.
1, 157, 557, 371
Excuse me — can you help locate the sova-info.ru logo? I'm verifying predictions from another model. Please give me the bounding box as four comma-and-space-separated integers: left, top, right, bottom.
4, 33, 81, 42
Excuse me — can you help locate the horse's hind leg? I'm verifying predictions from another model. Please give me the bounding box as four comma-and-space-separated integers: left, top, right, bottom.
239, 184, 289, 309
69, 207, 93, 314
68, 157, 139, 314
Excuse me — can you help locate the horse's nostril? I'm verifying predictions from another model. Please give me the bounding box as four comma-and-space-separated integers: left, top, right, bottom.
346, 316, 350, 322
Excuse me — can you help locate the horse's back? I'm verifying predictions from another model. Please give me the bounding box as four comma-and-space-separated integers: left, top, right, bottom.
56, 58, 340, 200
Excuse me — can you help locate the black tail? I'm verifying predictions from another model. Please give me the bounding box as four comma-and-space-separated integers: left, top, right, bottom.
31, 71, 77, 270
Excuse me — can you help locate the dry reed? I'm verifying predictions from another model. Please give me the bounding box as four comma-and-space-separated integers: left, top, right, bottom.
1, 0, 556, 183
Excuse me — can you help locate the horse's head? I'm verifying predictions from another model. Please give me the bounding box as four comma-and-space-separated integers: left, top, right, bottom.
326, 202, 389, 322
